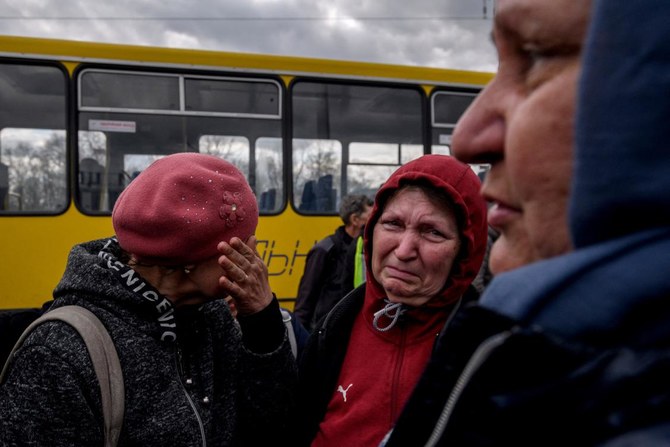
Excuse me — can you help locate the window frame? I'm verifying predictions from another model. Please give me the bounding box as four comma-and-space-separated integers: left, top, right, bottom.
78, 69, 283, 120
0, 60, 70, 216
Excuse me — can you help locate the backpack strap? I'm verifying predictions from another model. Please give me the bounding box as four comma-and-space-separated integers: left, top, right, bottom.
0, 305, 124, 447
280, 309, 298, 358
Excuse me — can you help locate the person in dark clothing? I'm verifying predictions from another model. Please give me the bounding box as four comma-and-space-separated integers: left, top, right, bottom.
0, 153, 297, 446
381, 0, 670, 445
294, 194, 372, 331
0, 302, 51, 367
226, 296, 309, 361
296, 155, 487, 447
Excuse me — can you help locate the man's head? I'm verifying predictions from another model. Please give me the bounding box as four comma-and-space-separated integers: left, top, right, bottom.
339, 194, 373, 236
112, 152, 258, 265
452, 0, 592, 274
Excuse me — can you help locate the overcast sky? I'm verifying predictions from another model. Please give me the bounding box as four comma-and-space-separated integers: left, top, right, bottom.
1, 0, 497, 73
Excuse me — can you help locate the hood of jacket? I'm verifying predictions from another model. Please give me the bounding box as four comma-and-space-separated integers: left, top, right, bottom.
480, 0, 670, 346
362, 154, 488, 321
52, 237, 180, 343
570, 0, 670, 247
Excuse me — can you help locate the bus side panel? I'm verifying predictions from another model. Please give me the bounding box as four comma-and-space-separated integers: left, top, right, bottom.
0, 204, 336, 310
0, 206, 113, 308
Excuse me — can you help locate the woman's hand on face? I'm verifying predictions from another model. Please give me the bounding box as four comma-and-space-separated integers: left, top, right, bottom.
217, 236, 273, 316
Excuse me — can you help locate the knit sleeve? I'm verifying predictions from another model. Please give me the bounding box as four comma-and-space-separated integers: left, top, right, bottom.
237, 296, 286, 353
294, 243, 330, 330
0, 327, 103, 446
235, 317, 299, 445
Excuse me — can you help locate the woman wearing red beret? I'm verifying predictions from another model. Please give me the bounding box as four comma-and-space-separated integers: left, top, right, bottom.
0, 153, 297, 446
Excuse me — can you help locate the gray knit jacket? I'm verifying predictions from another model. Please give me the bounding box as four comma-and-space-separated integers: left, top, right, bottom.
0, 238, 297, 446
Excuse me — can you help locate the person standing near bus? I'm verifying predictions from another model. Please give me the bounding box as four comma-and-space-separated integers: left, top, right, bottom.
382, 0, 670, 445
296, 155, 487, 446
294, 194, 372, 332
0, 153, 297, 446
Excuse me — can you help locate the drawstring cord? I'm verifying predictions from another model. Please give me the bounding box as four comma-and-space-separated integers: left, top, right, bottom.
373, 300, 407, 332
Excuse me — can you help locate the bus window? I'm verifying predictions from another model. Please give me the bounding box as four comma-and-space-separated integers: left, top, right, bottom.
185, 78, 280, 117
431, 91, 477, 129
430, 90, 477, 154
432, 141, 490, 177
199, 135, 250, 175
0, 63, 67, 213
0, 128, 67, 212
430, 90, 490, 175
77, 69, 283, 214
401, 144, 424, 164
346, 142, 423, 197
122, 154, 164, 177
292, 81, 423, 214
255, 137, 283, 213
80, 71, 180, 111
292, 139, 341, 213
78, 130, 107, 211
432, 144, 451, 156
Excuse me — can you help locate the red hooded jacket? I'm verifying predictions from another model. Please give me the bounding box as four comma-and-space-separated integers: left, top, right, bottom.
310, 154, 487, 446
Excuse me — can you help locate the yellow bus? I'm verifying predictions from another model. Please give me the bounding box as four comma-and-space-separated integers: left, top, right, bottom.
0, 35, 492, 310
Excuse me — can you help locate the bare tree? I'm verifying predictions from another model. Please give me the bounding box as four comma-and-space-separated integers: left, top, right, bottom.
292, 139, 340, 207
5, 131, 66, 211
200, 135, 249, 175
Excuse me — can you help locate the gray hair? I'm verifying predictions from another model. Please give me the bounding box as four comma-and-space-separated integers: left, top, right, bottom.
339, 194, 373, 224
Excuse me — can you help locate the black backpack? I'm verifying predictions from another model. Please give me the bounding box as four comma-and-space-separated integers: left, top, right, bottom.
0, 305, 47, 367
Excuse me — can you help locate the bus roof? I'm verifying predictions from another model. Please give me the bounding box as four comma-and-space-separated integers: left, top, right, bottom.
0, 34, 493, 87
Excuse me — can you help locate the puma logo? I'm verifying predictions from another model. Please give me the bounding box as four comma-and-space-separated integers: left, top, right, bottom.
337, 383, 353, 402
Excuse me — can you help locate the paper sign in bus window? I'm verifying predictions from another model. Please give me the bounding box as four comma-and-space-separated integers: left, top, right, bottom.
89, 119, 136, 133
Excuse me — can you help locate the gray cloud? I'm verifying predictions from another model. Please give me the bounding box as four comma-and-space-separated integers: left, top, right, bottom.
0, 0, 497, 72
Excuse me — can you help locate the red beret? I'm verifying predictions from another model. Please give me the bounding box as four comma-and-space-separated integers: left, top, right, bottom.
112, 153, 258, 264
